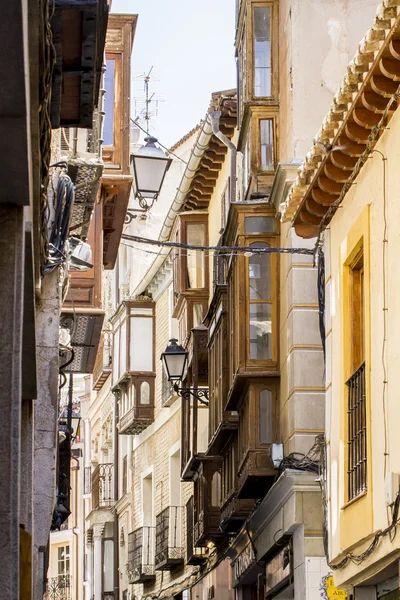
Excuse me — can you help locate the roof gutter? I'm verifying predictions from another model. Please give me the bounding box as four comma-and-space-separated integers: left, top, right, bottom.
132, 114, 214, 296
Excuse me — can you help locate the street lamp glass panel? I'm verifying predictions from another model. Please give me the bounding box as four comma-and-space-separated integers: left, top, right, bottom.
161, 339, 188, 381
131, 137, 172, 198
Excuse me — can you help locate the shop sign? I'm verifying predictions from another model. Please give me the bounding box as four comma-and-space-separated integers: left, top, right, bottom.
234, 544, 256, 581
265, 546, 291, 594
320, 575, 347, 599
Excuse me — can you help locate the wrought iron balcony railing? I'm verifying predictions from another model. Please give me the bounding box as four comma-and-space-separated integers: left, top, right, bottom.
44, 575, 71, 600
127, 526, 156, 583
155, 506, 184, 570
92, 463, 114, 510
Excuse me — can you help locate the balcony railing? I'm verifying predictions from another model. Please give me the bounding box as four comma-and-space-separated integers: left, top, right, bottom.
155, 506, 184, 570
44, 576, 71, 600
92, 463, 114, 510
127, 526, 156, 583
346, 362, 367, 501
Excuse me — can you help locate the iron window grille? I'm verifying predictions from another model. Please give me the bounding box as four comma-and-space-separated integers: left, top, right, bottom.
346, 362, 367, 501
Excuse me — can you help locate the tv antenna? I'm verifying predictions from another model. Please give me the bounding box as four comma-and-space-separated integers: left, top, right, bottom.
132, 66, 164, 135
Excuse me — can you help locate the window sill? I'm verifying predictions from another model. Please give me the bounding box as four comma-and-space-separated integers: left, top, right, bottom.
341, 489, 367, 510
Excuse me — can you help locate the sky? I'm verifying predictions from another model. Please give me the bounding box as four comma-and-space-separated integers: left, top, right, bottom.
111, 0, 236, 149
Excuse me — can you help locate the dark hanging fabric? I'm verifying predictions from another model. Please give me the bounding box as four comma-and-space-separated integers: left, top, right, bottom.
317, 249, 326, 360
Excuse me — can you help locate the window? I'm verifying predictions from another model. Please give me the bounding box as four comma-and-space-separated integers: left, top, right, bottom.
58, 545, 70, 579
186, 223, 206, 289
172, 215, 209, 299
253, 6, 271, 97
260, 119, 274, 170
248, 242, 272, 360
346, 249, 366, 501
140, 381, 150, 405
122, 456, 127, 495
103, 59, 115, 145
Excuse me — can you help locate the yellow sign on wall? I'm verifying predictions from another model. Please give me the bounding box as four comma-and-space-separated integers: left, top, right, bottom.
320, 575, 347, 599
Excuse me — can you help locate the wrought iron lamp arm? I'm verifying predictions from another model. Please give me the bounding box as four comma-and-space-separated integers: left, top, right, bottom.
173, 383, 209, 406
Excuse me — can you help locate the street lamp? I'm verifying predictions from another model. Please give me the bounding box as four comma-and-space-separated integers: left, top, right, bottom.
161, 338, 209, 405
130, 136, 172, 210
59, 408, 81, 442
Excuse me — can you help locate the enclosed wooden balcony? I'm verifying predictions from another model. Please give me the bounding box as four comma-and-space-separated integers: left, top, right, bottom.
155, 507, 184, 570
92, 330, 112, 390
186, 497, 208, 566
236, 380, 279, 498
205, 286, 238, 457
219, 436, 255, 533
127, 527, 156, 584
181, 326, 210, 481
193, 460, 225, 547
116, 376, 155, 435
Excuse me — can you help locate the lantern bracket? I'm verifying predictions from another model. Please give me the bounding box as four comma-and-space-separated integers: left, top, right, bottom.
173, 382, 209, 406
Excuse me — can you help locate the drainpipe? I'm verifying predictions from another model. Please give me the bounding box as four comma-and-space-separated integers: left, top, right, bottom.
113, 391, 120, 600
209, 111, 237, 205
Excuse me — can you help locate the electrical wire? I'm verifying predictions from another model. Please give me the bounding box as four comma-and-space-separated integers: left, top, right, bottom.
317, 434, 400, 569
372, 149, 390, 481
121, 233, 314, 256
130, 117, 188, 164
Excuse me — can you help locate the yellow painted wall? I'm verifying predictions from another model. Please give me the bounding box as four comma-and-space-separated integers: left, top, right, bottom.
327, 105, 400, 586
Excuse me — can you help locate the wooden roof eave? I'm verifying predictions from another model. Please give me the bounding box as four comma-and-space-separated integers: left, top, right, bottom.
286, 8, 400, 238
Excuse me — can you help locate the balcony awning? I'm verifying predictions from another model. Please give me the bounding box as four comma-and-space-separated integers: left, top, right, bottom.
50, 0, 109, 128
67, 156, 104, 241
60, 308, 104, 373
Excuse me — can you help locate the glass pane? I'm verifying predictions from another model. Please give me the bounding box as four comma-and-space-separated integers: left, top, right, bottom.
186, 224, 205, 288
130, 317, 153, 371
249, 243, 271, 300
113, 328, 120, 383
260, 120, 274, 170
244, 216, 275, 234
140, 381, 150, 405
254, 6, 271, 97
260, 389, 273, 443
103, 540, 114, 592
103, 59, 115, 145
120, 321, 127, 376
249, 304, 272, 360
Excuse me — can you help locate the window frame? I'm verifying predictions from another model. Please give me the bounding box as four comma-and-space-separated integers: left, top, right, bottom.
242, 232, 279, 370
102, 15, 132, 174
236, 0, 279, 109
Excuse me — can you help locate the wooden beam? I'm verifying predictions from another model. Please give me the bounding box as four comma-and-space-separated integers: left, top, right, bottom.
345, 122, 370, 144
312, 188, 339, 206
324, 162, 349, 183
362, 91, 390, 113
379, 57, 400, 81
353, 107, 381, 129
330, 150, 358, 170
371, 75, 398, 98
337, 136, 366, 157
305, 196, 327, 217
318, 176, 344, 195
